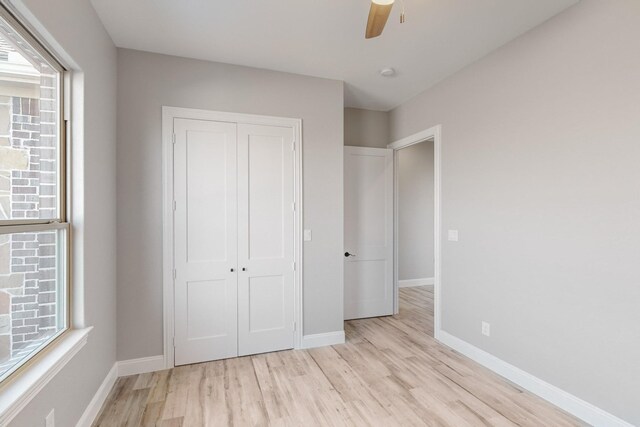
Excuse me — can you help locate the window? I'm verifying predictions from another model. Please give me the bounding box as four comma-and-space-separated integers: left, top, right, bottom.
0, 7, 67, 383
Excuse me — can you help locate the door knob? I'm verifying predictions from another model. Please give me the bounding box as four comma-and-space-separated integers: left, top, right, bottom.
344, 252, 356, 257
242, 267, 246, 271
230, 268, 234, 272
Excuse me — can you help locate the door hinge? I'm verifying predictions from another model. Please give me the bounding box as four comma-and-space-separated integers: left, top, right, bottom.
292, 202, 295, 211
293, 321, 296, 331
172, 337, 175, 347
173, 200, 177, 211
173, 269, 177, 279
292, 262, 296, 271
172, 133, 176, 144
291, 141, 295, 151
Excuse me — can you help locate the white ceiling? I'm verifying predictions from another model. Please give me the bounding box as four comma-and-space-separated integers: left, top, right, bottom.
90, 0, 578, 111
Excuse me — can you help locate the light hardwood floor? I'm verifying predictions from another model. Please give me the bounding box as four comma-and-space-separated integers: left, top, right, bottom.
94, 286, 581, 426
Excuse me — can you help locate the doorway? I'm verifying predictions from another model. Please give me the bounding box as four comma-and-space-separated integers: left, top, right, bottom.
389, 125, 442, 338
394, 138, 435, 335
342, 126, 442, 336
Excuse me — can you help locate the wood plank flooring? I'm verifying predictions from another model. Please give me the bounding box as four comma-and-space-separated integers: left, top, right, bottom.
94, 286, 582, 426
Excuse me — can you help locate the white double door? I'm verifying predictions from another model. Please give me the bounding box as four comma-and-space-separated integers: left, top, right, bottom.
173, 118, 295, 366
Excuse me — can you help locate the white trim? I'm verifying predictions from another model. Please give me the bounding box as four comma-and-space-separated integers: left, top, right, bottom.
76, 355, 165, 427
162, 107, 174, 369
398, 277, 434, 288
438, 331, 634, 427
75, 363, 117, 427
388, 125, 442, 339
388, 127, 439, 151
116, 355, 166, 378
76, 355, 168, 427
292, 118, 304, 351
0, 327, 92, 426
162, 106, 304, 369
300, 331, 345, 349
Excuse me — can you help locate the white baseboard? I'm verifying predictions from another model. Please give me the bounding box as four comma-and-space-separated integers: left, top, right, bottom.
300, 331, 345, 349
77, 356, 166, 426
75, 363, 117, 427
399, 277, 434, 288
116, 355, 166, 377
78, 337, 346, 425
438, 331, 633, 427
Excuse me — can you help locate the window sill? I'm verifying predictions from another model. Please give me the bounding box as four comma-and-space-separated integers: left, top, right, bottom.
0, 327, 93, 425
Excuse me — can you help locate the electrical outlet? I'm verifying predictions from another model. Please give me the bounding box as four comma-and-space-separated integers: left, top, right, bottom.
304, 229, 312, 241
45, 409, 55, 427
481, 321, 491, 337
447, 230, 459, 242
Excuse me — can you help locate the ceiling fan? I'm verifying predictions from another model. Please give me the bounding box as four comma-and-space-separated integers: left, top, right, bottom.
365, 0, 405, 39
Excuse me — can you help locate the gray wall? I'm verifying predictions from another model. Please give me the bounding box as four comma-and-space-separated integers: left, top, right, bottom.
389, 0, 640, 423
116, 49, 344, 360
398, 141, 434, 281
344, 107, 389, 148
8, 0, 117, 426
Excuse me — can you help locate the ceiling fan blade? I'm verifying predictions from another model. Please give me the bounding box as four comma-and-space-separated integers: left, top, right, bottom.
365, 1, 394, 39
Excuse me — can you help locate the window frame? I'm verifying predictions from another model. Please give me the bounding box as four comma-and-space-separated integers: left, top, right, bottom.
0, 4, 70, 386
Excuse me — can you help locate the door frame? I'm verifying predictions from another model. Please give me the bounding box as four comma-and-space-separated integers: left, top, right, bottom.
162, 106, 304, 369
387, 125, 442, 339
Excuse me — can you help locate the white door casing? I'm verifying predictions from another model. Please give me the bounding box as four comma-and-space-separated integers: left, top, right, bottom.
237, 124, 295, 355
173, 118, 239, 365
343, 146, 394, 320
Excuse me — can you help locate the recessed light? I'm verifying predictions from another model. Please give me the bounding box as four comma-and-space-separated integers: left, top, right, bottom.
379, 67, 396, 77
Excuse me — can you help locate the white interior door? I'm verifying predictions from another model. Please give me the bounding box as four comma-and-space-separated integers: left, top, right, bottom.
344, 146, 394, 320
173, 118, 238, 366
237, 124, 295, 356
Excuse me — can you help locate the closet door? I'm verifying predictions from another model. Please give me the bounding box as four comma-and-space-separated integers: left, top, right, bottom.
173, 118, 238, 366
237, 124, 295, 356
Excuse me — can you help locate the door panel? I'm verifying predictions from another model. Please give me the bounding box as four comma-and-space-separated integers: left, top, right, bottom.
174, 118, 238, 365
186, 279, 229, 338
344, 146, 394, 320
248, 275, 285, 332
185, 131, 229, 262
238, 124, 295, 356
247, 133, 285, 259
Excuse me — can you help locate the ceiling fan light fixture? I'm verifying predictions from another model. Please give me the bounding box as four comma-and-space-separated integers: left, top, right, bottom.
365, 0, 394, 39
